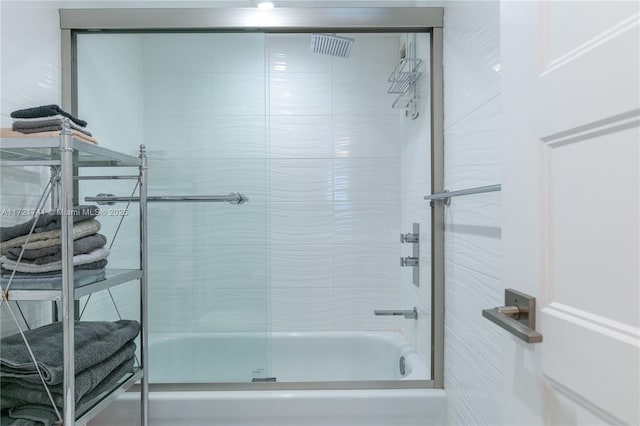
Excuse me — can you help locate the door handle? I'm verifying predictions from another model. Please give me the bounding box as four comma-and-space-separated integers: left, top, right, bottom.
482, 289, 543, 343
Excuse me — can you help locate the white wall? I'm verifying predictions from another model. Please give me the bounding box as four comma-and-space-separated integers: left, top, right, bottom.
442, 1, 503, 424
0, 1, 62, 337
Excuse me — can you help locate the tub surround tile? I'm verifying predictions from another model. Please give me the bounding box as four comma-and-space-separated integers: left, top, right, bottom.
270, 244, 333, 288
268, 34, 333, 73
333, 73, 398, 116
333, 115, 401, 159
271, 288, 334, 331
269, 159, 333, 203
333, 244, 401, 288
334, 288, 402, 331
269, 73, 332, 116
192, 289, 269, 333
270, 116, 333, 159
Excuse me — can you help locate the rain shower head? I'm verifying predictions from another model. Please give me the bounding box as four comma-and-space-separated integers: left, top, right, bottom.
310, 34, 354, 58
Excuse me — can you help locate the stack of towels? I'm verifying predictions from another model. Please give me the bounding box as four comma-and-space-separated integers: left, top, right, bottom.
0, 105, 98, 145
0, 206, 109, 289
0, 320, 140, 426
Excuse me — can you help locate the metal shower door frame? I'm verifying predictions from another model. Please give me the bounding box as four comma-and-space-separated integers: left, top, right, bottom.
60, 6, 445, 390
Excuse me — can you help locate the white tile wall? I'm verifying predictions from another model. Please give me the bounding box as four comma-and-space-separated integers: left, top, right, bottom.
442, 1, 504, 424
1, 2, 63, 337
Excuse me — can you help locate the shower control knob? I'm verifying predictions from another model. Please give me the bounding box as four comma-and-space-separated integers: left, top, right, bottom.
400, 256, 419, 267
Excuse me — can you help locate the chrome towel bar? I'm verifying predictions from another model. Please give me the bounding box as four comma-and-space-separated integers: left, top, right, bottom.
424, 184, 501, 205
86, 192, 248, 205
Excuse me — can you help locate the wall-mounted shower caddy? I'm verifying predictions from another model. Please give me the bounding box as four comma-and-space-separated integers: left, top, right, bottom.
388, 34, 423, 118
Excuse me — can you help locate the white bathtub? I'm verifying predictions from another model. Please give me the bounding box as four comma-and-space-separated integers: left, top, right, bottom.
89, 332, 444, 426
149, 331, 430, 382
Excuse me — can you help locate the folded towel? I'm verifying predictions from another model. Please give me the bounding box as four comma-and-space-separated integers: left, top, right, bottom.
11, 105, 87, 127
0, 320, 140, 385
0, 128, 98, 145
2, 356, 134, 426
0, 219, 101, 255
13, 122, 92, 138
0, 205, 99, 243
0, 247, 110, 273
12, 116, 91, 136
6, 233, 107, 264
1, 342, 136, 408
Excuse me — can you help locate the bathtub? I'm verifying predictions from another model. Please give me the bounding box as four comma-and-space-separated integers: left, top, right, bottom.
89, 332, 444, 426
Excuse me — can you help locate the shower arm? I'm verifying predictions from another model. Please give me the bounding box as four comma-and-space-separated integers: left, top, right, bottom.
85, 192, 248, 205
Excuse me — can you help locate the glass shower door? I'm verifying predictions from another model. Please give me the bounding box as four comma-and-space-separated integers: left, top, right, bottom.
76, 32, 271, 383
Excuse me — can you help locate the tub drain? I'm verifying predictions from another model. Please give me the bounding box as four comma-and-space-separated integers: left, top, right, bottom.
399, 356, 406, 376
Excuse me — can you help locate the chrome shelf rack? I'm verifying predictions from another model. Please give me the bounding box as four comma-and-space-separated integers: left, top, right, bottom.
0, 131, 148, 426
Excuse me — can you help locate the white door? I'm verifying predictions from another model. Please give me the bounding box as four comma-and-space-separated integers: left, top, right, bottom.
501, 1, 639, 425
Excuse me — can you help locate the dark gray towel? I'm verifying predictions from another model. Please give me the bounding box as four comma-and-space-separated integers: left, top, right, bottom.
11, 105, 87, 127
6, 234, 107, 264
1, 342, 136, 407
0, 320, 139, 385
1, 357, 135, 426
0, 206, 99, 242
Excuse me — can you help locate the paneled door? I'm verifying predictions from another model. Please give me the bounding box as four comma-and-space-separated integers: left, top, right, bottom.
501, 1, 639, 424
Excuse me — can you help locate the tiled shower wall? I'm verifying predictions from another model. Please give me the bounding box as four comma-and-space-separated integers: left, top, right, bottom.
74, 33, 434, 337
441, 1, 504, 424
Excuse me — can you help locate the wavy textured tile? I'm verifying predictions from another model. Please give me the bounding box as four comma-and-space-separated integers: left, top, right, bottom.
443, 1, 501, 129
211, 73, 266, 116
269, 116, 332, 159
444, 260, 503, 372
332, 35, 400, 73
148, 288, 195, 333
267, 34, 332, 73
333, 73, 399, 116
333, 115, 402, 159
269, 159, 333, 203
333, 244, 401, 288
144, 72, 212, 117
142, 34, 213, 73
270, 202, 334, 246
270, 244, 333, 288
334, 159, 401, 203
210, 34, 265, 73
270, 288, 334, 331
334, 287, 402, 331
334, 201, 400, 245
444, 330, 503, 426
269, 73, 331, 116
210, 116, 267, 159
444, 97, 501, 189
192, 289, 269, 332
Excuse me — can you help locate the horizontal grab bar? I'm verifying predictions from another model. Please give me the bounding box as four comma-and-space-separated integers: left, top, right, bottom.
424, 184, 501, 205
85, 192, 248, 205
374, 307, 418, 320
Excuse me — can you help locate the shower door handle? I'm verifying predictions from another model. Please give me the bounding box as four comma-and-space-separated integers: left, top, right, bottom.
482, 289, 542, 343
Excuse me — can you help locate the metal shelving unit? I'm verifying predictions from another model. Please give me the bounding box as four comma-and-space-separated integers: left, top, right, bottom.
0, 129, 148, 426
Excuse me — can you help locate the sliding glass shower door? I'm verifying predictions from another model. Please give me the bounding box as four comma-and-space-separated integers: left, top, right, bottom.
76, 32, 271, 383
75, 30, 432, 385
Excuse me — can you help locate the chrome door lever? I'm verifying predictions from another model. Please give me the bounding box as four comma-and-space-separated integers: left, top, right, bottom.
482, 289, 542, 343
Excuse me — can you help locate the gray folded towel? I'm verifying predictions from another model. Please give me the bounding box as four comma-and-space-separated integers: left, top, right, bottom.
6, 233, 107, 264
0, 247, 110, 273
12, 116, 92, 137
1, 342, 136, 408
10, 105, 87, 127
0, 206, 99, 242
0, 320, 140, 385
0, 219, 101, 255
